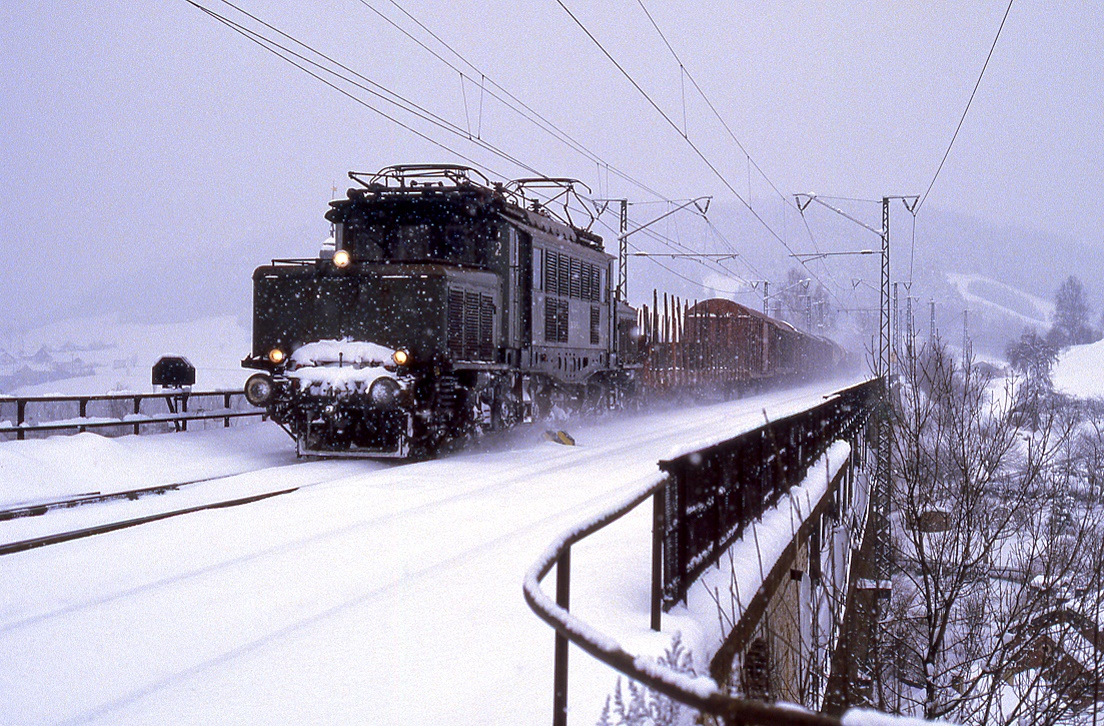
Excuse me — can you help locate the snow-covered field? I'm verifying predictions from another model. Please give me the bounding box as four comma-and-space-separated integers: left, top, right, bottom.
0, 377, 861, 725
2, 315, 251, 396
1053, 338, 1104, 400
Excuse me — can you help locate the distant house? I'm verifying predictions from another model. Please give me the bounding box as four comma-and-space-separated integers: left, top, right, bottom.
30, 347, 53, 365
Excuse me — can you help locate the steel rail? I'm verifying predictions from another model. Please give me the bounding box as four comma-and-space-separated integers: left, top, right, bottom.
0, 487, 299, 557
0, 469, 292, 522
0, 483, 187, 521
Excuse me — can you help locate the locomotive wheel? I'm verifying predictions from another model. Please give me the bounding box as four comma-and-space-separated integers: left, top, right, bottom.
530, 380, 553, 422
490, 380, 524, 430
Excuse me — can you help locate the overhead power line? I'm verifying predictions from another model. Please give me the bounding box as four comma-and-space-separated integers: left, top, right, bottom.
188, 0, 553, 181
359, 0, 728, 212
633, 0, 788, 205
188, 0, 814, 304
553, 1, 843, 309
918, 0, 1015, 212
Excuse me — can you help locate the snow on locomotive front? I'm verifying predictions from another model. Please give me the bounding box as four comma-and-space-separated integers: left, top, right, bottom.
241, 165, 625, 457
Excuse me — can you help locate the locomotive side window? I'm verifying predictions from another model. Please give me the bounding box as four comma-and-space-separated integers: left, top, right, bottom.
533, 248, 543, 291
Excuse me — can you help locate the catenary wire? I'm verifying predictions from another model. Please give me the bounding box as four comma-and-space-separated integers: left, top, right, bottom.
360, 0, 675, 205
553, 0, 842, 310
917, 0, 1015, 212
194, 0, 548, 180
190, 0, 846, 314
185, 2, 503, 176
633, 0, 788, 205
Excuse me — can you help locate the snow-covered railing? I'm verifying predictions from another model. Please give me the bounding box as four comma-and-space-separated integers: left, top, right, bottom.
0, 390, 262, 440
658, 380, 877, 608
524, 379, 881, 726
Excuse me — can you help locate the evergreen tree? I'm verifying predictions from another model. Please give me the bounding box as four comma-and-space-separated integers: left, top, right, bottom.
1006, 329, 1058, 428
1049, 275, 1098, 346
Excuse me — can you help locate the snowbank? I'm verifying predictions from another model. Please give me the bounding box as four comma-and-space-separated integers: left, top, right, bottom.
1053, 338, 1104, 400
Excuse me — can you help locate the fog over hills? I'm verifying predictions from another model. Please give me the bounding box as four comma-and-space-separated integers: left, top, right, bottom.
6, 202, 1098, 366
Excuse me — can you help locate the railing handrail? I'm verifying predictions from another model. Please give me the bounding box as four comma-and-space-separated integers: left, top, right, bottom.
522, 477, 843, 726
0, 389, 247, 404
0, 410, 261, 435
523, 379, 883, 726
0, 389, 261, 439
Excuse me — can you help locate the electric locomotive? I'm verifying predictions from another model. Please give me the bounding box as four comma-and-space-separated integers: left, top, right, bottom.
242, 165, 638, 457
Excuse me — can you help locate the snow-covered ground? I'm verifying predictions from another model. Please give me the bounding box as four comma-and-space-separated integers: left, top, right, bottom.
0, 376, 861, 725
946, 272, 1053, 329
1053, 338, 1104, 400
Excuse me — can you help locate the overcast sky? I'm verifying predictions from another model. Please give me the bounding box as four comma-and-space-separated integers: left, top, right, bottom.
3, 1, 1101, 328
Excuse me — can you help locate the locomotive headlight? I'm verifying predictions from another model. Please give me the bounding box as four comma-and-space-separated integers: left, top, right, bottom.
332, 249, 351, 268
368, 377, 402, 407
244, 373, 275, 406
392, 348, 410, 366
267, 348, 286, 365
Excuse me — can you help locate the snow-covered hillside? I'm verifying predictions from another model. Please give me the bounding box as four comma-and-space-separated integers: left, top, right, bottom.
946, 272, 1054, 329
1053, 339, 1104, 400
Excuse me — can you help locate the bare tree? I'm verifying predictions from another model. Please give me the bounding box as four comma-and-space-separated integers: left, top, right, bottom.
885, 341, 1104, 724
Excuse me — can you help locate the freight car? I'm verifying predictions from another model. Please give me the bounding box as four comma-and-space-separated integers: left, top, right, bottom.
637, 297, 846, 398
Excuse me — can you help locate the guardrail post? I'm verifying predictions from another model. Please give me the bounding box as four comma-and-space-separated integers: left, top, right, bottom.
553, 547, 571, 726
181, 393, 189, 432
651, 485, 664, 632
224, 393, 232, 427
78, 398, 88, 434
133, 396, 141, 435
17, 399, 26, 440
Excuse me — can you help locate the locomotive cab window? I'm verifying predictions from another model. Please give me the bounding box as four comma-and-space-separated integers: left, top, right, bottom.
335, 203, 500, 267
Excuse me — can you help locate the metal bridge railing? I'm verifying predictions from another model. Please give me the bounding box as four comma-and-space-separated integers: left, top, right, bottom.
0, 390, 263, 440
523, 379, 881, 726
659, 380, 877, 609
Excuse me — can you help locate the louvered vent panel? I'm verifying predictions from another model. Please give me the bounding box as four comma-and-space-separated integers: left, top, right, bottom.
590, 305, 601, 345
557, 299, 570, 343
464, 291, 480, 358
447, 288, 465, 357
544, 250, 557, 294
479, 294, 494, 360
544, 297, 558, 343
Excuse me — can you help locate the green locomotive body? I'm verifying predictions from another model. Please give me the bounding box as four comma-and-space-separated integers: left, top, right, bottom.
242, 165, 636, 457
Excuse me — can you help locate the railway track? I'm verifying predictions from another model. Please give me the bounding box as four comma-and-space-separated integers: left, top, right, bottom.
0, 487, 300, 557
0, 474, 252, 522
0, 465, 342, 557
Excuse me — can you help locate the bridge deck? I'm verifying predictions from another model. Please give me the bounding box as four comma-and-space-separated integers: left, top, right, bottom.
0, 377, 861, 724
